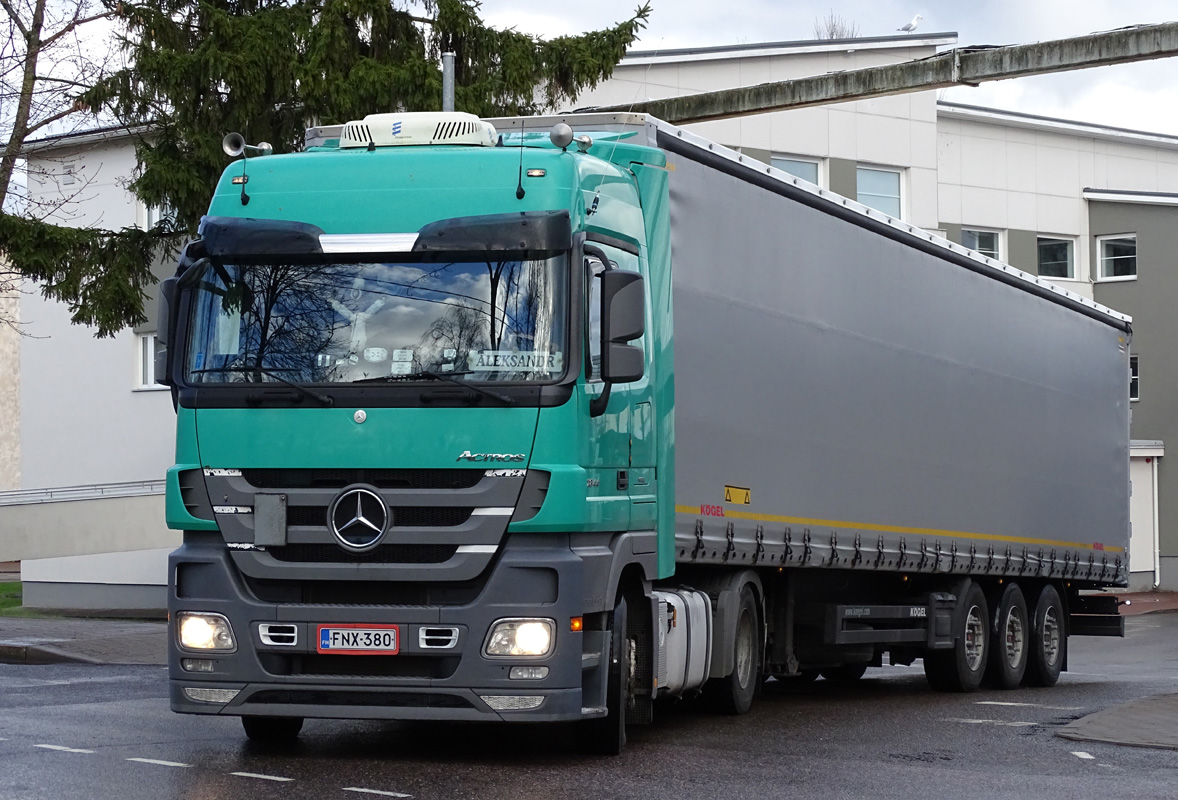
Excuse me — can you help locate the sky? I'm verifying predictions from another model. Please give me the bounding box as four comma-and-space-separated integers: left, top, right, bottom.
478, 0, 1178, 136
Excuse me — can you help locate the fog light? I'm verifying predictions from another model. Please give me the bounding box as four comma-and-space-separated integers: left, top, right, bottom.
181, 658, 216, 673
484, 619, 554, 657
480, 695, 545, 711
177, 612, 237, 652
183, 687, 240, 704
509, 666, 549, 680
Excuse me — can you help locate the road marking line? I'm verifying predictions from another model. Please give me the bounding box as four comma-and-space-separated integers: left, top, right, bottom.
231, 772, 294, 782
126, 757, 191, 768
343, 788, 413, 798
1072, 752, 1096, 760
943, 718, 1037, 727
34, 744, 94, 754
976, 701, 1082, 710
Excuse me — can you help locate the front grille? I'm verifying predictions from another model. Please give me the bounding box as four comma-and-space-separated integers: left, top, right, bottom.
260, 653, 459, 679
242, 468, 484, 491
267, 544, 458, 564
287, 506, 473, 528
249, 689, 472, 708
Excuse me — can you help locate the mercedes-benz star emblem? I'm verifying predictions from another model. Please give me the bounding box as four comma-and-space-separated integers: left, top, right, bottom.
328, 486, 389, 551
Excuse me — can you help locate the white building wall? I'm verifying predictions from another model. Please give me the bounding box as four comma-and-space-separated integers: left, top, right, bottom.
574, 39, 947, 230
18, 136, 175, 490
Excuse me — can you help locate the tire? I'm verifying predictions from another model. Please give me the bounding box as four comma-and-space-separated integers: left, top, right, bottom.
1024, 584, 1066, 687
987, 582, 1029, 689
576, 596, 631, 755
820, 663, 869, 684
241, 716, 303, 742
924, 581, 989, 692
706, 585, 761, 715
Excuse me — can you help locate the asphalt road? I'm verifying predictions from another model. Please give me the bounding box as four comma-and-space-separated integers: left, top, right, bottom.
2, 614, 1176, 800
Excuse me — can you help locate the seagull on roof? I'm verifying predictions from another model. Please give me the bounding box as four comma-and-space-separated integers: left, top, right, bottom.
897, 14, 922, 33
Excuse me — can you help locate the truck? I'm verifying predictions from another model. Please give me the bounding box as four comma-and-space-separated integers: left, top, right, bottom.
156, 110, 1131, 754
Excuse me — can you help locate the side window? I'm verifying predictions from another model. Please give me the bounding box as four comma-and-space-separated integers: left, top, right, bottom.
586, 256, 606, 381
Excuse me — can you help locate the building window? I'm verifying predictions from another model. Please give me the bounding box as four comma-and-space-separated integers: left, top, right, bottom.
141, 201, 174, 230
772, 156, 819, 186
962, 229, 1001, 260
1037, 237, 1075, 279
856, 166, 902, 218
1130, 355, 1139, 402
62, 165, 75, 186
136, 333, 163, 389
1097, 234, 1137, 281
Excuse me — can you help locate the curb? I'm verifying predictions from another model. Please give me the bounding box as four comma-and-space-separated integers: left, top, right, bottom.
0, 643, 102, 666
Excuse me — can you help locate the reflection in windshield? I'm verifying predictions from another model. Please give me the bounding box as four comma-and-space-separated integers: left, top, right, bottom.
185, 255, 567, 384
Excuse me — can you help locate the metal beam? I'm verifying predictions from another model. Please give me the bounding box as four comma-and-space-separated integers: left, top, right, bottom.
595, 23, 1178, 124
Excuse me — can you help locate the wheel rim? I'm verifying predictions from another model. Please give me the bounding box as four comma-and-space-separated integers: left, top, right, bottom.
734, 609, 754, 689
964, 604, 985, 671
1042, 606, 1061, 667
1003, 607, 1025, 668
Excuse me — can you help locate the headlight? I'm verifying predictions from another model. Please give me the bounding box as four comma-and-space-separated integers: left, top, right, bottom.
484, 618, 554, 657
177, 612, 237, 652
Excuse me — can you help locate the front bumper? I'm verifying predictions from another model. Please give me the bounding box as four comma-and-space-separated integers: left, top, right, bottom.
168, 531, 627, 723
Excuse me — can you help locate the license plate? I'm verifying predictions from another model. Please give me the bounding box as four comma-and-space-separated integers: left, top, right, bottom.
317, 624, 399, 655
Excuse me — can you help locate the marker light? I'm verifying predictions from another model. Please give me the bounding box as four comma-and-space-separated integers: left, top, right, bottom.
570, 617, 583, 632
484, 619, 554, 657
177, 612, 237, 652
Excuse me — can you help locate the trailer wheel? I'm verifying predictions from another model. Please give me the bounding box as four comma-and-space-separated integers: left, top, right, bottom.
987, 582, 1029, 689
1023, 584, 1065, 687
820, 663, 868, 684
924, 581, 989, 692
707, 585, 761, 715
241, 715, 303, 742
576, 596, 631, 755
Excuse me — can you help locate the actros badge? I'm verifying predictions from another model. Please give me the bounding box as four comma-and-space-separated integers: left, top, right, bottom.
329, 487, 388, 551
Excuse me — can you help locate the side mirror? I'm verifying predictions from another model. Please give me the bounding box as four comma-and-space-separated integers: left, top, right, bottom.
157, 277, 177, 346
600, 269, 645, 384
156, 277, 178, 386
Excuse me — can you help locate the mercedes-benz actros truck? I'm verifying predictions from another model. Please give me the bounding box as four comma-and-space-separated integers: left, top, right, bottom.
157, 111, 1130, 754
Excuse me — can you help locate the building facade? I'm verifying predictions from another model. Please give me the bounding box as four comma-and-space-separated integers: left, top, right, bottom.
1, 30, 1170, 606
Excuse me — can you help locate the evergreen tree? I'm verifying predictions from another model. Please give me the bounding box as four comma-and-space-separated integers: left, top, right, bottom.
2, 0, 650, 336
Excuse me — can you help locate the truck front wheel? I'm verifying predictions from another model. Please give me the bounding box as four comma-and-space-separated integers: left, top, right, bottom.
707, 585, 761, 714
576, 596, 631, 755
924, 581, 989, 692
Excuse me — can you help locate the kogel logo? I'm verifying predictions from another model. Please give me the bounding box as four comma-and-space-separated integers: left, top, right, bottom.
456, 450, 525, 463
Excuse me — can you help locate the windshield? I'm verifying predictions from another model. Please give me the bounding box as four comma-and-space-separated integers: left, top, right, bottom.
184, 254, 568, 385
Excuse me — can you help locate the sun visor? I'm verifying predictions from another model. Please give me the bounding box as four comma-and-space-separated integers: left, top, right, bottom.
198, 216, 326, 258
413, 211, 572, 256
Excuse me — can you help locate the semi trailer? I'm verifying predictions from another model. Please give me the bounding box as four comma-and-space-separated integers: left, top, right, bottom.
157, 111, 1131, 754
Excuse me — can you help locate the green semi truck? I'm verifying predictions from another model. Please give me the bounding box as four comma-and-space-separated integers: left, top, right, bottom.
158, 111, 1130, 754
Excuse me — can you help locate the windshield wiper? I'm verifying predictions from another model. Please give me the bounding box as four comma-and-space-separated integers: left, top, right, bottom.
191, 366, 334, 407
353, 369, 515, 406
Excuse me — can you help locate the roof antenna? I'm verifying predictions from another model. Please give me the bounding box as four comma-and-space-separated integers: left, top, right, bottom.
515, 119, 526, 200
